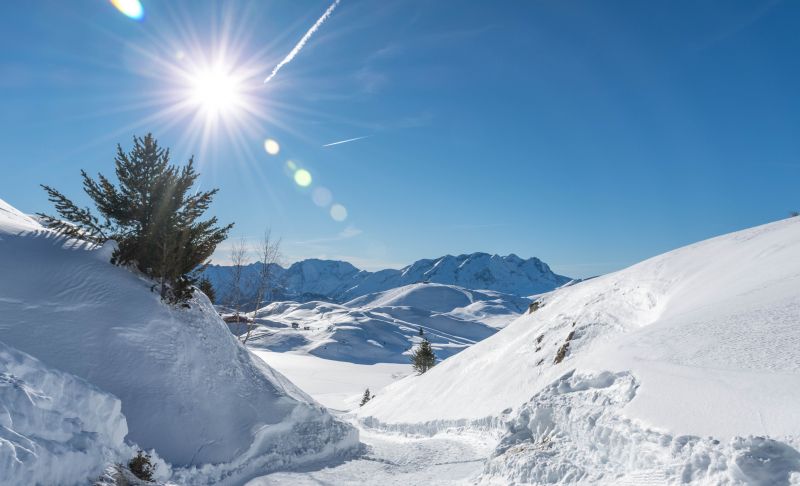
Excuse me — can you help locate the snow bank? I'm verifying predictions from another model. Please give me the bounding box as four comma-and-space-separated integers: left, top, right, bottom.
359, 217, 800, 483
0, 198, 358, 483
0, 342, 129, 485
485, 370, 800, 485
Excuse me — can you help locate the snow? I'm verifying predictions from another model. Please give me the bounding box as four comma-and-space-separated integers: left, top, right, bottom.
252, 350, 412, 411
0, 198, 358, 485
358, 217, 800, 484
244, 283, 529, 364
203, 252, 570, 305
0, 342, 130, 486
247, 425, 495, 486
7, 187, 800, 485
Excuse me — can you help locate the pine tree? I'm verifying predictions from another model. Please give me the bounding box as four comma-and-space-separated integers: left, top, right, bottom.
38, 134, 233, 304
418, 326, 424, 336
198, 276, 216, 303
411, 338, 436, 374
360, 388, 371, 406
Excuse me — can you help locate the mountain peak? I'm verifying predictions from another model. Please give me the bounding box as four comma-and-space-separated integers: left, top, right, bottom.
203, 251, 570, 305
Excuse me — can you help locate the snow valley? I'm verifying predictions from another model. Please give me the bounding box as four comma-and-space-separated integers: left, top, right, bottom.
2, 192, 800, 485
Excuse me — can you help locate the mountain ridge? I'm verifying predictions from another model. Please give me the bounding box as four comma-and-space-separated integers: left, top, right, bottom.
203, 251, 572, 305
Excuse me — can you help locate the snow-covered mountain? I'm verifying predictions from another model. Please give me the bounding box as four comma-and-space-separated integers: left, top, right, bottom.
203, 252, 571, 306
0, 198, 357, 485
358, 216, 800, 484
242, 282, 530, 365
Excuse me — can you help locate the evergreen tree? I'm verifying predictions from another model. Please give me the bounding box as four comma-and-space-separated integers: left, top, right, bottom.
418, 326, 424, 336
360, 388, 371, 406
38, 134, 232, 304
411, 338, 436, 374
198, 276, 216, 303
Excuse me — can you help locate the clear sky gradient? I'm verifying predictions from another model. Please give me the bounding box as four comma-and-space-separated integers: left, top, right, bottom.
1, 1, 798, 277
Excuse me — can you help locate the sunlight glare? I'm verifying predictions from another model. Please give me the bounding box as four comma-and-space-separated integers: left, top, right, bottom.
294, 169, 312, 187
312, 187, 332, 207
110, 0, 144, 20
264, 139, 280, 155
189, 66, 243, 119
330, 204, 347, 222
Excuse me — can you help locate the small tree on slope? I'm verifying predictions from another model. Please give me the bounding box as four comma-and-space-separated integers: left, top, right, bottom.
411, 338, 436, 374
198, 276, 216, 303
360, 388, 371, 406
38, 134, 232, 304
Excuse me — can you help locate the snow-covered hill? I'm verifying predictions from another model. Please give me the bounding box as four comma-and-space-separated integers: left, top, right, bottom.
203, 252, 570, 306
0, 198, 357, 485
244, 283, 530, 365
359, 217, 800, 484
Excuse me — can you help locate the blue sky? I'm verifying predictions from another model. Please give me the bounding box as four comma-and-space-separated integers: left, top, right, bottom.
1, 1, 798, 277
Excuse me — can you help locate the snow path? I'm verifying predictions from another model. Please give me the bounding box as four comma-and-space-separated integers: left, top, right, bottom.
249, 349, 495, 485
246, 420, 494, 485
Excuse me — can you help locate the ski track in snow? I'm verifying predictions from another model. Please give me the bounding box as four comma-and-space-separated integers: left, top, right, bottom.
247, 421, 494, 486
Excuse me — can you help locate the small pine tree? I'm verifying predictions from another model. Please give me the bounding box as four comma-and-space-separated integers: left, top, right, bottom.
360, 388, 371, 406
38, 134, 232, 304
128, 450, 156, 482
418, 326, 424, 336
411, 338, 436, 374
198, 276, 216, 303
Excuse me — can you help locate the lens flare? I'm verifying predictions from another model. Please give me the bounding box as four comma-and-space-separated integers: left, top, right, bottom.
110, 0, 144, 20
312, 187, 332, 207
189, 66, 243, 118
294, 169, 312, 187
330, 203, 347, 222
264, 139, 280, 155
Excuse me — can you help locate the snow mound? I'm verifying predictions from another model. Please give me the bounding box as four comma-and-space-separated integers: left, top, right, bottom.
0, 342, 129, 486
359, 217, 800, 483
0, 198, 358, 483
0, 198, 39, 233
246, 283, 529, 364
485, 370, 800, 485
344, 283, 475, 312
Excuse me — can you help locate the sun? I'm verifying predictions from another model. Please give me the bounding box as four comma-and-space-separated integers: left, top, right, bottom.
188, 65, 244, 120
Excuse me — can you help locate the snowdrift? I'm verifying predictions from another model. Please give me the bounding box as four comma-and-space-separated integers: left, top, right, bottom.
246, 283, 529, 364
0, 198, 357, 484
360, 217, 800, 484
0, 342, 130, 485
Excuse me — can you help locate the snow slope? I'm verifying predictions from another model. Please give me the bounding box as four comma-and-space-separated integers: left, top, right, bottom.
359, 217, 800, 484
252, 350, 411, 411
203, 252, 570, 305
244, 283, 530, 364
0, 198, 357, 484
0, 342, 130, 486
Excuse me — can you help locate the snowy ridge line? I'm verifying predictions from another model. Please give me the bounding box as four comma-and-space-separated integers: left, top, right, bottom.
358, 413, 508, 438
202, 252, 571, 306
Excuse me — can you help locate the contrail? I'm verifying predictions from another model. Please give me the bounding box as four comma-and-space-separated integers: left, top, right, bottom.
322, 135, 369, 147
264, 0, 341, 84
